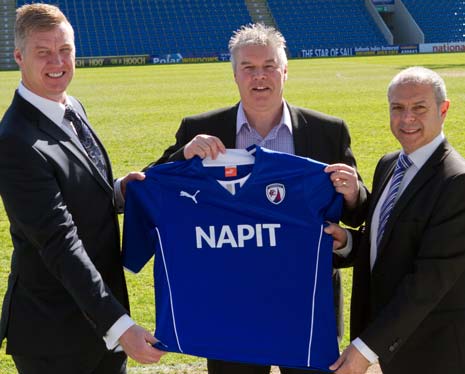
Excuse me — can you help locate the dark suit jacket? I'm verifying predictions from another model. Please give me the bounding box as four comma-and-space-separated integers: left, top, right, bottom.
0, 92, 129, 359
341, 140, 465, 374
152, 103, 368, 227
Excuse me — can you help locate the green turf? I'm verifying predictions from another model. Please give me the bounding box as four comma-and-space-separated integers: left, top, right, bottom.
0, 53, 464, 372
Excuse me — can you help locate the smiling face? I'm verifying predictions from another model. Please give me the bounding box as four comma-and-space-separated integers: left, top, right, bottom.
14, 22, 75, 103
389, 82, 449, 154
233, 44, 287, 115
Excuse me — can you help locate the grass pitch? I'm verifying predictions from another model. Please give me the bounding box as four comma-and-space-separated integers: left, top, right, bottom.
0, 52, 464, 373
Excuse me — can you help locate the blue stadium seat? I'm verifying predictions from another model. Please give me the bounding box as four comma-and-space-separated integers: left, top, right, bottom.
15, 0, 463, 58
402, 0, 465, 43
16, 0, 251, 58
267, 0, 387, 57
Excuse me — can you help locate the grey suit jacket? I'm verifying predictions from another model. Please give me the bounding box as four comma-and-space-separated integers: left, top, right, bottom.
0, 92, 129, 357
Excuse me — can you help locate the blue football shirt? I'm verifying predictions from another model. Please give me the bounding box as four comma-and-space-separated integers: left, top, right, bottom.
122, 146, 342, 370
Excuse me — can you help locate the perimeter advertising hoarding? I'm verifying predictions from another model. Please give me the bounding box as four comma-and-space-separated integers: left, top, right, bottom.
75, 55, 149, 67
152, 53, 183, 64
300, 45, 418, 58
420, 42, 465, 53
151, 53, 230, 64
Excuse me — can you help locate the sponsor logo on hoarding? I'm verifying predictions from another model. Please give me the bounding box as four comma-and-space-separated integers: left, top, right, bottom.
152, 53, 183, 64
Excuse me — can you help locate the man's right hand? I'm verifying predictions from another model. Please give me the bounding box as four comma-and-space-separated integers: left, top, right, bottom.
183, 134, 226, 160
119, 324, 166, 364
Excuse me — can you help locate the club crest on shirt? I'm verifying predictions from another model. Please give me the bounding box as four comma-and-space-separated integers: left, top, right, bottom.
266, 183, 285, 205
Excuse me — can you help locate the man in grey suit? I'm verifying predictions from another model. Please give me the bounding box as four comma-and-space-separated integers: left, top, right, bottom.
0, 4, 164, 373
150, 23, 368, 374
328, 67, 465, 374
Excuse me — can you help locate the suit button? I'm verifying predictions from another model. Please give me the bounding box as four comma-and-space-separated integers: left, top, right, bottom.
389, 341, 399, 352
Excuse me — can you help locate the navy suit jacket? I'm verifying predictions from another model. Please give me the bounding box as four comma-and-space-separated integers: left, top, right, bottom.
0, 92, 129, 358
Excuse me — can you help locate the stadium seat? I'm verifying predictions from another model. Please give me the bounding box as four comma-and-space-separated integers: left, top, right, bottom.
267, 0, 387, 57
15, 0, 463, 58
15, 0, 251, 58
403, 0, 465, 43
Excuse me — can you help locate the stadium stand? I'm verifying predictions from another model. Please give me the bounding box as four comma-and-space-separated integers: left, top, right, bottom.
15, 0, 252, 58
402, 0, 465, 43
0, 0, 16, 70
268, 0, 387, 56
6, 0, 465, 63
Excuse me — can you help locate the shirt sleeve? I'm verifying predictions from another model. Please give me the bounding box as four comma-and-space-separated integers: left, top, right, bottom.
103, 314, 135, 350
352, 338, 379, 364
114, 177, 125, 214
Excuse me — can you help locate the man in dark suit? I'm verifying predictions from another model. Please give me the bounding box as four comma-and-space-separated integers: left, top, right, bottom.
0, 4, 164, 373
150, 23, 367, 374
328, 67, 465, 374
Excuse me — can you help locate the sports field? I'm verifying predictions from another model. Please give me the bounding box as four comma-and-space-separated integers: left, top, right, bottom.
0, 53, 464, 373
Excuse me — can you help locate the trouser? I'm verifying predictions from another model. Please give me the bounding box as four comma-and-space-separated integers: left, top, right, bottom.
12, 350, 127, 374
207, 359, 330, 373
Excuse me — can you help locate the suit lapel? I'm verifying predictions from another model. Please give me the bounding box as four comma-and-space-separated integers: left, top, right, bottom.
224, 105, 239, 148
370, 155, 398, 221
21, 96, 114, 195
77, 116, 114, 183
375, 142, 449, 257
353, 154, 396, 273
288, 104, 310, 157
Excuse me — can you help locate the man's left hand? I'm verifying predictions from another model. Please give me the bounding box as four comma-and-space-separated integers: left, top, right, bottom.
324, 222, 348, 251
325, 164, 360, 209
330, 344, 370, 374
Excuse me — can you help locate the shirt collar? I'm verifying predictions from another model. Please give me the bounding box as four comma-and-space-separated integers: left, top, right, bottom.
236, 101, 293, 135
18, 82, 69, 126
404, 132, 445, 170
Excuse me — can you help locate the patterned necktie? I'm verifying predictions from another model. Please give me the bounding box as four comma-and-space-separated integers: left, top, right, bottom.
64, 105, 108, 179
376, 153, 412, 249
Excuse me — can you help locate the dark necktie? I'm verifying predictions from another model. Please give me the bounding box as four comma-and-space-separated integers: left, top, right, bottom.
64, 105, 108, 179
377, 153, 412, 248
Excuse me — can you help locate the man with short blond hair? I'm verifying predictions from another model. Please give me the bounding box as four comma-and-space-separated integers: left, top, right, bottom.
0, 4, 164, 373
